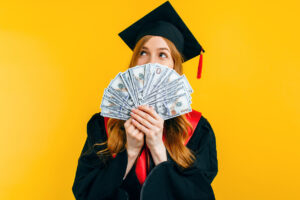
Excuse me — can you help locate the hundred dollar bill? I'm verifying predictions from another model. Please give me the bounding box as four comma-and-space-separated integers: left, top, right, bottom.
101, 105, 131, 116
100, 106, 130, 120
149, 91, 187, 105
142, 64, 152, 98
152, 93, 192, 120
107, 72, 133, 104
145, 83, 191, 105
128, 65, 145, 104
151, 74, 193, 96
103, 88, 134, 109
147, 101, 169, 119
147, 92, 188, 118
143, 63, 171, 97
142, 63, 151, 98
100, 98, 131, 114
142, 84, 180, 104
150, 69, 180, 92
146, 63, 173, 95
120, 71, 138, 106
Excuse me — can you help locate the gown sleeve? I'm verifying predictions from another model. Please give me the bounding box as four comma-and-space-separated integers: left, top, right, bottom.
72, 113, 129, 200
140, 116, 218, 200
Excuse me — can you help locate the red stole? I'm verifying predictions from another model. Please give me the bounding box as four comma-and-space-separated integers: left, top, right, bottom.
103, 109, 202, 185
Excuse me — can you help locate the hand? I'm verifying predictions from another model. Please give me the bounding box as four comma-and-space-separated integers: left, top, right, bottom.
124, 118, 144, 157
130, 105, 167, 165
123, 118, 144, 180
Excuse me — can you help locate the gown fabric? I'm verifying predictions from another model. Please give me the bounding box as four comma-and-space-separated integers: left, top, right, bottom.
72, 109, 218, 200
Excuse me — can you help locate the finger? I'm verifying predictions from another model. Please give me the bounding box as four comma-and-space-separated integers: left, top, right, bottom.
127, 124, 135, 134
124, 118, 131, 128
130, 111, 154, 130
130, 127, 139, 136
136, 130, 144, 140
137, 105, 160, 121
131, 118, 150, 136
132, 107, 157, 125
126, 118, 136, 133
137, 130, 144, 136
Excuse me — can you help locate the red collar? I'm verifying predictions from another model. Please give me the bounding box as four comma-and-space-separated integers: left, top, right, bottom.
103, 109, 202, 185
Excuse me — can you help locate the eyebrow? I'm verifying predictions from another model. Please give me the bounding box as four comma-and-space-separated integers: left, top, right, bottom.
141, 46, 170, 52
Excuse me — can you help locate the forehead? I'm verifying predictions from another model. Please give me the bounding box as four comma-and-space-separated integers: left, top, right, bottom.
142, 36, 170, 49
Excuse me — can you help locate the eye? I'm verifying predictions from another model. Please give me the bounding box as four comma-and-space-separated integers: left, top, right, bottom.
159, 52, 167, 58
140, 50, 147, 56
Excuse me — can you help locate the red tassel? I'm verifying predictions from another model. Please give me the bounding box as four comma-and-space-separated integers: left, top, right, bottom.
197, 52, 203, 79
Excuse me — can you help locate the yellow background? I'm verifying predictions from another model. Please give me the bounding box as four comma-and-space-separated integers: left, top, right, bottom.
1, 0, 299, 199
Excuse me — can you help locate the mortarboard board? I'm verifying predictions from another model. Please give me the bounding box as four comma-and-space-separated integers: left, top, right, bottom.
118, 1, 205, 79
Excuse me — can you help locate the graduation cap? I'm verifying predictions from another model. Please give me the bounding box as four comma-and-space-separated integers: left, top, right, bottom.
118, 1, 205, 79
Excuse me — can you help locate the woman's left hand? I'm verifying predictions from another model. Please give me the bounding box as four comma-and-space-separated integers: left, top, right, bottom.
130, 105, 167, 165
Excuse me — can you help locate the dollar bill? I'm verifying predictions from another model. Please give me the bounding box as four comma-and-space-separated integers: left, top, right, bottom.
151, 74, 193, 96
100, 98, 131, 113
103, 88, 134, 109
120, 71, 138, 106
100, 107, 130, 120
143, 63, 171, 97
150, 93, 192, 120
142, 63, 151, 98
146, 63, 173, 95
128, 65, 145, 104
107, 72, 132, 102
144, 83, 191, 105
101, 105, 131, 116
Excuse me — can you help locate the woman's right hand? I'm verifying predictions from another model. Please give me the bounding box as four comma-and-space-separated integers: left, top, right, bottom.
123, 118, 144, 180
124, 118, 144, 157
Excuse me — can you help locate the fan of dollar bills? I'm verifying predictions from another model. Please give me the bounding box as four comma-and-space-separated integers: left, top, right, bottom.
100, 63, 193, 120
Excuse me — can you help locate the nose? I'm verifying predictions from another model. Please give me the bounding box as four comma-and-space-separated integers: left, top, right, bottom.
149, 55, 158, 64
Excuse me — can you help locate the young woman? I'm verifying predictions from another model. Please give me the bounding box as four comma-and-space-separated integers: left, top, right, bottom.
72, 1, 218, 200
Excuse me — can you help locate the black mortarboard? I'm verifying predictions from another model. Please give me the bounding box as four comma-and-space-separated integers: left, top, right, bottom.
118, 1, 205, 79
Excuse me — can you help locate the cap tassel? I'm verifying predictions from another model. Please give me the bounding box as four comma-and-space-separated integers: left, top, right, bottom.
197, 51, 203, 79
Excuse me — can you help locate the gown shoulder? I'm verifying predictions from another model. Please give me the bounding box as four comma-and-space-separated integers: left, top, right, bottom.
86, 112, 107, 143
72, 112, 129, 200
77, 112, 112, 168
186, 109, 216, 149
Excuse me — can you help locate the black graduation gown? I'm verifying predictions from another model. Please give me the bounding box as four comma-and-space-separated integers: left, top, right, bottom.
72, 111, 218, 200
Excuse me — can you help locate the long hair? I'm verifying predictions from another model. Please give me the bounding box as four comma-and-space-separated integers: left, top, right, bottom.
95, 35, 195, 168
